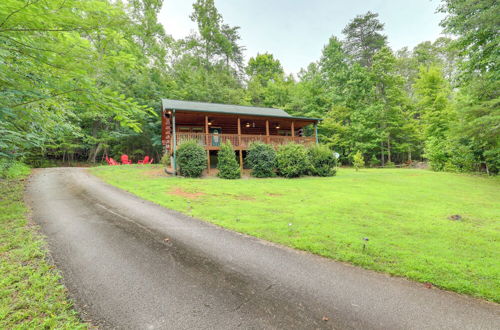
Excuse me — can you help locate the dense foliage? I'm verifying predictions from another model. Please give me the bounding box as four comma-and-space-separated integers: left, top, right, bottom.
176, 140, 206, 178
245, 142, 277, 177
308, 144, 337, 177
217, 141, 240, 179
276, 144, 310, 178
0, 0, 498, 174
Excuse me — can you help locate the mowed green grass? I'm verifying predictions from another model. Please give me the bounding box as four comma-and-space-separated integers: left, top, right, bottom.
90, 165, 500, 302
0, 165, 86, 329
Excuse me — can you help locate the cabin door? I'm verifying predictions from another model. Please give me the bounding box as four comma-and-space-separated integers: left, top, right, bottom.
209, 127, 221, 147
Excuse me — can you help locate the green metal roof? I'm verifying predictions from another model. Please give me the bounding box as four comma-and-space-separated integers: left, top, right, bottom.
161, 99, 321, 121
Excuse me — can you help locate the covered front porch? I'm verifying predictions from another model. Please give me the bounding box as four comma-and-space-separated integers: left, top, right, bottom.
168, 111, 318, 151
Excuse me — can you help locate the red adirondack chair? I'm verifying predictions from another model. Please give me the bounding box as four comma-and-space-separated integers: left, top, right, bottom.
137, 156, 149, 164
121, 154, 132, 165
105, 156, 120, 165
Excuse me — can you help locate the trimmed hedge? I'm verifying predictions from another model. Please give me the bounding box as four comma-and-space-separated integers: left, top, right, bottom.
276, 143, 310, 178
246, 142, 276, 178
176, 140, 206, 177
308, 144, 337, 176
217, 141, 241, 179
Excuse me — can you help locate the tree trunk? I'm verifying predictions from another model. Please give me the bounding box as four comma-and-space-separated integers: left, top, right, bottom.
387, 136, 391, 163
380, 140, 385, 166
88, 142, 103, 163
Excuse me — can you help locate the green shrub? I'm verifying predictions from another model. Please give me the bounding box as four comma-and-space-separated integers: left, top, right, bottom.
424, 137, 448, 171
132, 149, 145, 161
217, 141, 241, 179
276, 143, 310, 178
246, 142, 276, 178
352, 151, 365, 171
176, 140, 206, 178
483, 148, 499, 175
0, 159, 30, 179
160, 153, 171, 167
369, 155, 380, 168
385, 161, 395, 168
446, 142, 475, 172
308, 144, 337, 176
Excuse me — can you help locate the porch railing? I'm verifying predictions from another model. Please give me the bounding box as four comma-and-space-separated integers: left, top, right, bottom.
174, 133, 315, 148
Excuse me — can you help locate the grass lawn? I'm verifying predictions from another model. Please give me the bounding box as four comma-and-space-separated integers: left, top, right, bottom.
0, 164, 86, 329
90, 165, 500, 303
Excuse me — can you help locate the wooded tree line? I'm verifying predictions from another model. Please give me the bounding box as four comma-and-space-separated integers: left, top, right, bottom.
1, 0, 498, 173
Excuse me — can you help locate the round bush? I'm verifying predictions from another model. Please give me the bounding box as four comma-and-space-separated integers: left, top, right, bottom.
276, 143, 310, 178
176, 140, 206, 177
217, 141, 241, 179
245, 142, 276, 178
308, 144, 337, 176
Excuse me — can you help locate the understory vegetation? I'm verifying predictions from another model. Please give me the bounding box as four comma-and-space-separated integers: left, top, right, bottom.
176, 140, 337, 178
90, 165, 500, 302
0, 163, 85, 328
1, 0, 498, 175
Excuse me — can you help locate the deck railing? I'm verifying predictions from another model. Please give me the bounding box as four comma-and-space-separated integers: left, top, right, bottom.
174, 133, 315, 148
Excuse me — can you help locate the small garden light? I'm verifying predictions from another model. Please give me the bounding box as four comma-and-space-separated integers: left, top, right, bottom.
362, 237, 369, 251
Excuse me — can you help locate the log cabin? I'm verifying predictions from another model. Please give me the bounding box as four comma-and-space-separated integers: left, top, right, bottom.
161, 99, 321, 173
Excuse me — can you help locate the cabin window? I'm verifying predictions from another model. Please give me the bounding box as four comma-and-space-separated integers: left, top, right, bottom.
178, 126, 204, 133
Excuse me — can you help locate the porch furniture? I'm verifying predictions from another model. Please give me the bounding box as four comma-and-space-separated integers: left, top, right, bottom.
120, 154, 132, 165
137, 156, 150, 164
105, 156, 120, 166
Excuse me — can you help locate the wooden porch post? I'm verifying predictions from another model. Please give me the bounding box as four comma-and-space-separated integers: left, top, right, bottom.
172, 110, 177, 176
237, 117, 242, 146
205, 115, 210, 174
207, 150, 210, 174
205, 115, 209, 146
291, 121, 295, 141
265, 120, 270, 143
314, 122, 319, 144
237, 117, 243, 168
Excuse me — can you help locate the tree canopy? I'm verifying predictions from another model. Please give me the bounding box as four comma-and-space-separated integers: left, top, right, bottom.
1, 0, 498, 174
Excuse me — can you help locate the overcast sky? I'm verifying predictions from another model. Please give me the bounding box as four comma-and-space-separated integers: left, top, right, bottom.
158, 0, 445, 74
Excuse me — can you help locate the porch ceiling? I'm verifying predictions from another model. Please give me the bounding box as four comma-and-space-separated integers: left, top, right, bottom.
173, 111, 316, 129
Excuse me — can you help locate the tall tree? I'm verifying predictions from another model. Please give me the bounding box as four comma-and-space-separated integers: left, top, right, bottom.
371, 47, 415, 164
438, 0, 499, 173
414, 66, 453, 141
319, 36, 348, 105
246, 53, 284, 86
342, 11, 387, 67
245, 53, 287, 106
189, 0, 243, 69
439, 0, 499, 77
